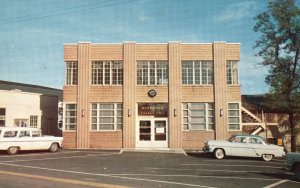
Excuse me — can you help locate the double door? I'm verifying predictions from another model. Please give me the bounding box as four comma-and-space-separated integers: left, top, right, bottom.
136, 118, 168, 148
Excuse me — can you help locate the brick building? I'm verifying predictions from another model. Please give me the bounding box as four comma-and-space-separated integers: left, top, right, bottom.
62, 41, 241, 150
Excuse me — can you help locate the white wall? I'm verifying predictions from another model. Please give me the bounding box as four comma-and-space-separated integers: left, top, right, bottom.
0, 90, 42, 128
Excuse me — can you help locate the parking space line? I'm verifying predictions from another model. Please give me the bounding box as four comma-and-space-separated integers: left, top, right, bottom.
147, 167, 294, 175
0, 152, 120, 163
0, 151, 81, 158
200, 160, 284, 165
0, 162, 216, 188
263, 180, 289, 188
0, 170, 128, 188
181, 164, 281, 169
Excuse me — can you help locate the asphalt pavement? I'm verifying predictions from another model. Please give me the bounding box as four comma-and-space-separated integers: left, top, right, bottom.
0, 150, 298, 188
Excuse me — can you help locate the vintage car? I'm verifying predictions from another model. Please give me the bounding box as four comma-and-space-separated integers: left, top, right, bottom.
0, 127, 63, 155
285, 152, 300, 180
203, 134, 285, 161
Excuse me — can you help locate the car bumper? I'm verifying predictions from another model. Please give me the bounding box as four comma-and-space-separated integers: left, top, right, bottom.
202, 146, 212, 153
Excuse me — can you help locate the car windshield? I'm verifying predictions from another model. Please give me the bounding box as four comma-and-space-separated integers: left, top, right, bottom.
227, 136, 236, 142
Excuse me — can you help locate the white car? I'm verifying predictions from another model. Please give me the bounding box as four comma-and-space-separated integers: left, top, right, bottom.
203, 134, 286, 161
0, 127, 63, 155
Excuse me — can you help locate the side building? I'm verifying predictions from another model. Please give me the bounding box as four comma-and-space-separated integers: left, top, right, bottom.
62, 41, 241, 150
0, 80, 62, 136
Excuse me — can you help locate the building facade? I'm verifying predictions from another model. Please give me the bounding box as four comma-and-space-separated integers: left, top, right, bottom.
62, 42, 241, 150
0, 80, 62, 136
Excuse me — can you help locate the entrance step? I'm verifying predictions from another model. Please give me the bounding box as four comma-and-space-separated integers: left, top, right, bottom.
121, 148, 186, 155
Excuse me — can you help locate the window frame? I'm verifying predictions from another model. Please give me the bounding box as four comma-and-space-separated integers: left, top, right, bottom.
64, 103, 77, 131
182, 102, 215, 131
91, 61, 123, 85
0, 108, 6, 126
90, 103, 123, 131
226, 61, 239, 85
227, 102, 241, 131
30, 115, 38, 128
182, 61, 213, 85
65, 61, 78, 85
137, 60, 168, 86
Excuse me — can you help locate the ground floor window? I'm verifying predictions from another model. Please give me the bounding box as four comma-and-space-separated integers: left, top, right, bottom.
91, 103, 122, 131
228, 103, 240, 130
65, 104, 77, 130
30, 115, 38, 128
182, 103, 214, 130
0, 108, 5, 126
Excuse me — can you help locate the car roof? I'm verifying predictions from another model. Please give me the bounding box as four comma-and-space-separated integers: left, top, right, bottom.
0, 127, 39, 131
232, 134, 265, 139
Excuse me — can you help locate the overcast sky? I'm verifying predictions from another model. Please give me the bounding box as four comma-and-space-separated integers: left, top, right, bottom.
0, 0, 290, 94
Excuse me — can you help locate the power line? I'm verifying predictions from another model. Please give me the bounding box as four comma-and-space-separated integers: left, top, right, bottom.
0, 0, 139, 26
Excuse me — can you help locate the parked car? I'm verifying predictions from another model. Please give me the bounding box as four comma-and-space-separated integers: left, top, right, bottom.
203, 134, 285, 161
285, 152, 300, 180
0, 127, 63, 155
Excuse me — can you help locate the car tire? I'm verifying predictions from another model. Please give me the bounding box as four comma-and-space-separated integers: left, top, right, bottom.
214, 148, 225, 159
7, 147, 19, 155
294, 164, 300, 180
49, 143, 59, 152
262, 154, 273, 161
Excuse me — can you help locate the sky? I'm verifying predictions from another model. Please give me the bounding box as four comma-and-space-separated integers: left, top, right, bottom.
0, 0, 292, 94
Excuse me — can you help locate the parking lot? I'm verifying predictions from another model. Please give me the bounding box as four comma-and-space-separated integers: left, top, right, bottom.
0, 150, 298, 188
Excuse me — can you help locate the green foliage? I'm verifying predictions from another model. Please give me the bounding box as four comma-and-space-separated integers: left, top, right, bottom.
254, 0, 300, 151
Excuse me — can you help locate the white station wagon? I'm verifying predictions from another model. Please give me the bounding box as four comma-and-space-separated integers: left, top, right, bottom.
0, 127, 63, 155
203, 134, 286, 161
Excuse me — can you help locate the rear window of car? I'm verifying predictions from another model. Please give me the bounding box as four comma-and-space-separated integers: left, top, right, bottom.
4, 131, 18, 137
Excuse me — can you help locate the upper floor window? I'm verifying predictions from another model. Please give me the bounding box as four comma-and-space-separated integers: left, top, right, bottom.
227, 61, 239, 85
91, 61, 123, 85
66, 62, 78, 85
137, 61, 168, 85
228, 103, 240, 130
182, 61, 213, 85
183, 102, 214, 131
65, 104, 77, 130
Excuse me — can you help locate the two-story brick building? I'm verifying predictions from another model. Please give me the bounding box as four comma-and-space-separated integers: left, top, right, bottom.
62, 41, 241, 150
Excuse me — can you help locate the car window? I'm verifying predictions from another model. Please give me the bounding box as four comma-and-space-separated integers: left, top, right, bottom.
4, 131, 18, 137
19, 131, 31, 137
240, 137, 247, 143
249, 138, 263, 144
232, 136, 242, 142
32, 130, 41, 137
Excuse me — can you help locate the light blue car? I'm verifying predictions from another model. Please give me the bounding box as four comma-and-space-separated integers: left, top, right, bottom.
203, 134, 286, 161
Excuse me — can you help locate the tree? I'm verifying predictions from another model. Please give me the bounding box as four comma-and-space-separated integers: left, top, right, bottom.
253, 0, 300, 152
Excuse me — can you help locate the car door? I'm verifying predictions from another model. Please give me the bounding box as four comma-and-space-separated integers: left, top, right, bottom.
18, 130, 33, 150
247, 137, 265, 157
227, 136, 249, 156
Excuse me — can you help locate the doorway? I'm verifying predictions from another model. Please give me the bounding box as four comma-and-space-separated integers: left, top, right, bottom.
136, 117, 168, 148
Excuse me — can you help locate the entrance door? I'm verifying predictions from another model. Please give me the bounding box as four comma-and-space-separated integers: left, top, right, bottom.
137, 118, 168, 148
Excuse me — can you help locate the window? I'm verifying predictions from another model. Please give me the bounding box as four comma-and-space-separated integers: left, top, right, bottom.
137, 61, 168, 85
4, 131, 17, 137
91, 61, 123, 85
227, 61, 239, 85
66, 62, 78, 85
182, 61, 213, 85
91, 103, 122, 131
30, 116, 38, 128
0, 108, 5, 126
183, 103, 214, 130
19, 131, 30, 137
65, 104, 77, 130
249, 137, 263, 144
228, 103, 240, 130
